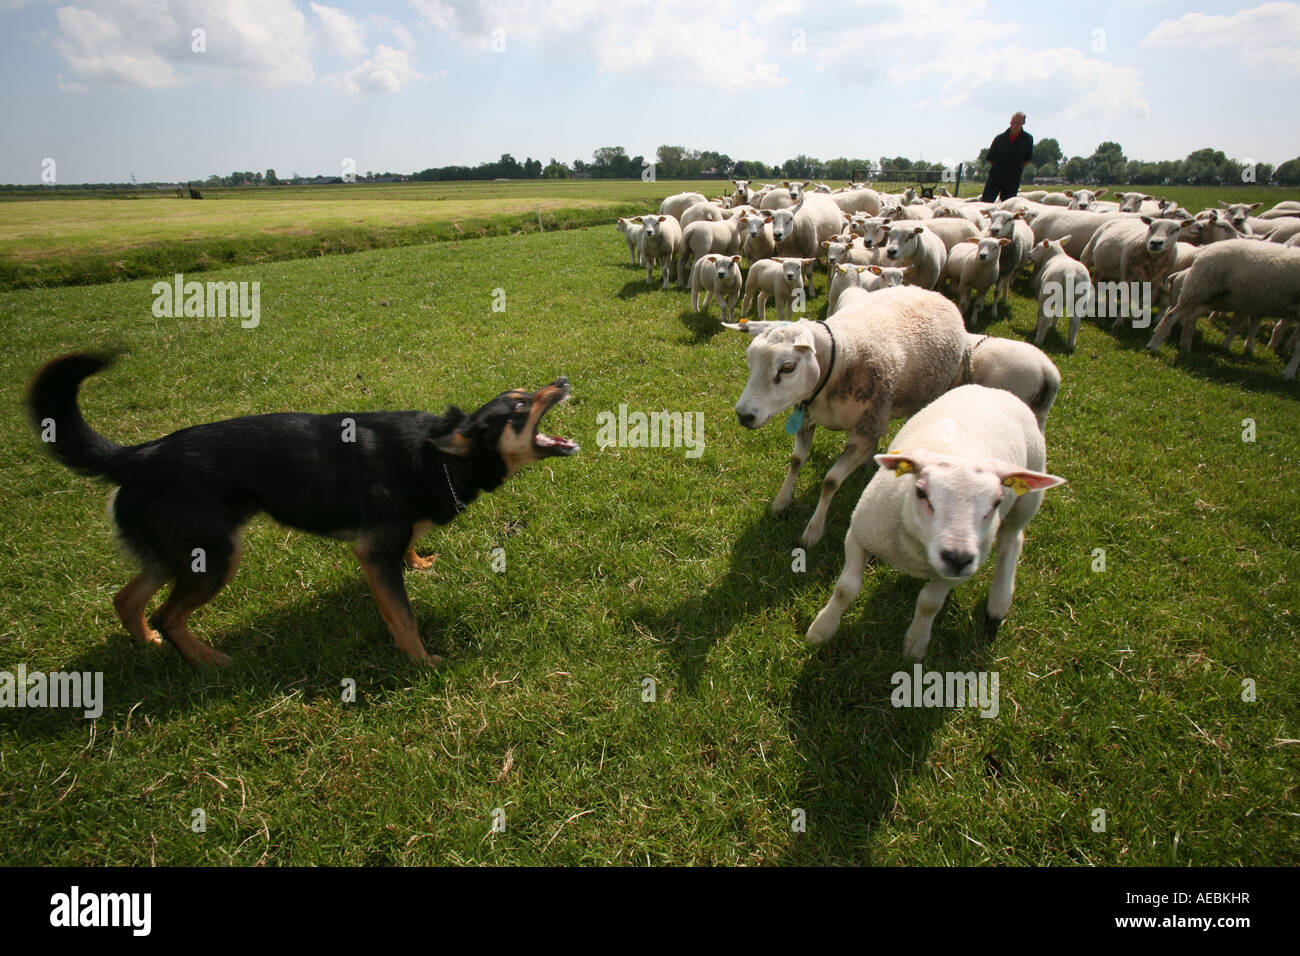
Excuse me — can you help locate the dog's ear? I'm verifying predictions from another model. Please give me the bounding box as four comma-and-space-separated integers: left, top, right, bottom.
432, 406, 473, 457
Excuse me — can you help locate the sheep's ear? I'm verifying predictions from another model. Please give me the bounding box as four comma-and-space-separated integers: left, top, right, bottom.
1249, 202, 1261, 211
793, 326, 816, 351
1140, 216, 1153, 225
998, 238, 1011, 246
1218, 200, 1230, 208
913, 226, 925, 235
821, 240, 831, 247
1095, 188, 1107, 198
962, 236, 979, 244
993, 464, 1067, 495
1063, 190, 1074, 197
732, 255, 741, 263
1013, 211, 1025, 219
868, 265, 884, 275
875, 451, 932, 475
722, 320, 774, 336
658, 215, 668, 222
836, 264, 849, 273
1057, 234, 1072, 245
979, 209, 992, 217
763, 214, 773, 222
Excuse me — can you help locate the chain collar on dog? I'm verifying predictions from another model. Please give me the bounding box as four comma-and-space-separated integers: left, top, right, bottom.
786, 320, 836, 435
443, 463, 466, 514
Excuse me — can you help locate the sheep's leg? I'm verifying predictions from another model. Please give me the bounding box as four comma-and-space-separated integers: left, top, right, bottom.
902, 579, 956, 660
773, 421, 815, 516
806, 531, 870, 645
690, 275, 702, 312
645, 253, 655, 286
1243, 316, 1262, 355
661, 254, 672, 291
1285, 337, 1300, 380
986, 496, 1039, 624
756, 291, 768, 321
1267, 319, 1293, 351
799, 434, 874, 548
1033, 301, 1054, 347
1222, 314, 1244, 352
1178, 304, 1213, 353
1148, 301, 1193, 351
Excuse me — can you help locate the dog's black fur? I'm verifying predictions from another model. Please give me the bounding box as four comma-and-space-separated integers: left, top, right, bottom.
27, 353, 577, 666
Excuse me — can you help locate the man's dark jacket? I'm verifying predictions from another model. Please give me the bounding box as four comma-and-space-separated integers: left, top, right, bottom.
988, 128, 1034, 171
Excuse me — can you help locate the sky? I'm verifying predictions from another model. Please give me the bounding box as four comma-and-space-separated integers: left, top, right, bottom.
1, 0, 1298, 184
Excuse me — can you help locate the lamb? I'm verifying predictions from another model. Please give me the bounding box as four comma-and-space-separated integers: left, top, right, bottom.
827, 263, 908, 312
1081, 216, 1184, 328
879, 201, 934, 221
741, 256, 816, 321
1218, 201, 1262, 233
882, 223, 948, 290
822, 235, 875, 273
1022, 207, 1122, 260
723, 286, 969, 547
805, 384, 1066, 659
1028, 236, 1091, 351
920, 217, 980, 252
659, 192, 709, 221
739, 213, 777, 266
730, 180, 755, 207
1147, 240, 1300, 356
616, 218, 644, 265
954, 335, 1061, 431
980, 209, 1034, 301
759, 181, 810, 210
943, 237, 1008, 326
829, 186, 882, 216
638, 214, 683, 290
679, 217, 744, 284
690, 254, 744, 322
679, 201, 726, 228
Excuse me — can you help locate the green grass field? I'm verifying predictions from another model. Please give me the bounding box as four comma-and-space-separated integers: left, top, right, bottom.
0, 182, 1297, 865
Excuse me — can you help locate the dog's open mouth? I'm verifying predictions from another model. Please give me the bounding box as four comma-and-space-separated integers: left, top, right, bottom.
533, 378, 580, 456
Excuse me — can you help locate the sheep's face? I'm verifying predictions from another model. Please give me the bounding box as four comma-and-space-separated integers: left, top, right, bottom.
1219, 202, 1261, 232
859, 219, 890, 248
1067, 188, 1105, 210
742, 215, 773, 239
976, 237, 1006, 261
784, 181, 807, 203
734, 323, 822, 429
769, 209, 797, 242
985, 211, 1020, 239
1116, 192, 1153, 213
640, 215, 668, 238
872, 266, 907, 288
876, 450, 1065, 582
824, 240, 850, 268
777, 258, 807, 287
714, 256, 741, 284
1141, 218, 1183, 254
885, 226, 924, 261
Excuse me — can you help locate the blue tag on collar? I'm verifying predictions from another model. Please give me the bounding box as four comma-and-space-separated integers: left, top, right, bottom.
785, 406, 806, 435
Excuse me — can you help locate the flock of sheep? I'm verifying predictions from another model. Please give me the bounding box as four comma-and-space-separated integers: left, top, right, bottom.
608, 179, 1299, 656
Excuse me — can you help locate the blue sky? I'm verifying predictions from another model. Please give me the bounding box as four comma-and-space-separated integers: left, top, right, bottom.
2, 0, 1298, 184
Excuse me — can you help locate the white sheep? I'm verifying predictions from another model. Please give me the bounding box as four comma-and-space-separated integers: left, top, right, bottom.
944, 236, 1008, 326
1064, 188, 1108, 211
879, 201, 934, 221
1028, 235, 1090, 351
1022, 207, 1123, 260
829, 187, 882, 216
1147, 240, 1300, 357
955, 335, 1061, 431
805, 383, 1066, 659
679, 201, 726, 229
920, 217, 981, 252
882, 223, 948, 290
739, 212, 777, 266
980, 209, 1034, 302
659, 192, 708, 221
690, 254, 744, 322
769, 195, 845, 293
742, 256, 816, 321
679, 217, 744, 284
1038, 192, 1072, 207
730, 180, 754, 207
827, 263, 908, 312
1082, 216, 1184, 328
758, 180, 809, 210
638, 215, 683, 290
616, 217, 644, 265
724, 286, 969, 547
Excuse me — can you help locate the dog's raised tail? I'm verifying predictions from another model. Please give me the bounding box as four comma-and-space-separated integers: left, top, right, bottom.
27, 352, 126, 479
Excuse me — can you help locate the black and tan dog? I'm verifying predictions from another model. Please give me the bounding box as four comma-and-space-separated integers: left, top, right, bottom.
27, 353, 577, 667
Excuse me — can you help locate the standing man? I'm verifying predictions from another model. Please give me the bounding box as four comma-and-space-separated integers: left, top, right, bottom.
980, 112, 1034, 202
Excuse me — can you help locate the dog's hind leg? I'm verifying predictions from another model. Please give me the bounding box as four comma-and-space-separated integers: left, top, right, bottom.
356, 533, 442, 666
404, 521, 436, 571
149, 536, 241, 667
113, 571, 167, 647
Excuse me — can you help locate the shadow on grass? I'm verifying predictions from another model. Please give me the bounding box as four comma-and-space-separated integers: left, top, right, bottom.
1113, 319, 1300, 397
0, 579, 471, 743
617, 278, 680, 300
627, 447, 874, 693
778, 576, 1000, 864
678, 308, 725, 343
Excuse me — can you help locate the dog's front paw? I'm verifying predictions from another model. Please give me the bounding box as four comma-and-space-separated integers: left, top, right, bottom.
404, 548, 438, 571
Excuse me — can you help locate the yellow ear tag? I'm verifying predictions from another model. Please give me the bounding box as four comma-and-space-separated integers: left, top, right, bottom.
892, 455, 913, 476
1003, 475, 1031, 496
739, 318, 749, 325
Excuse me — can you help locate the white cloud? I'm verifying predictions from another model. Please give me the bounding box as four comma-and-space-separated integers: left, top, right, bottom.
1142, 2, 1300, 78
331, 44, 427, 93
311, 2, 368, 59
51, 0, 314, 91
411, 0, 789, 91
